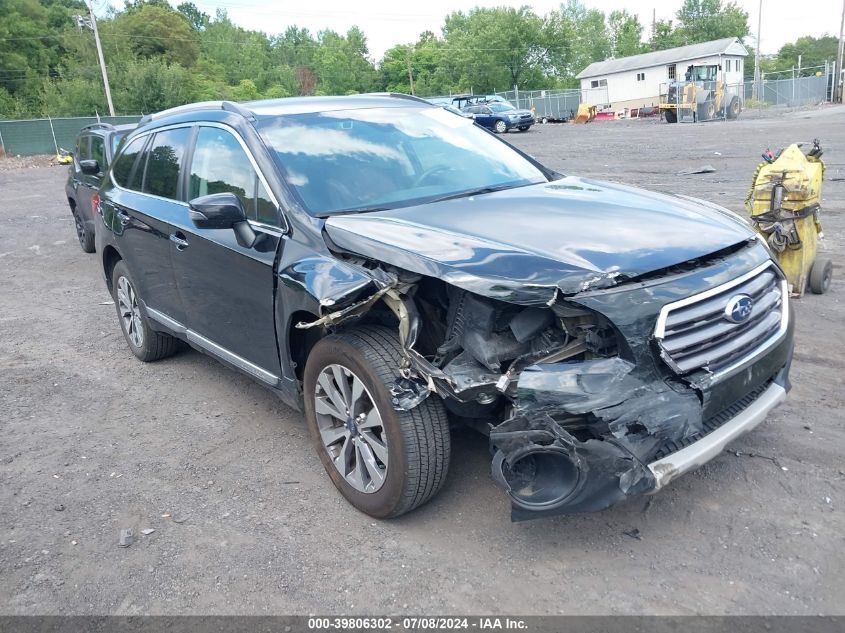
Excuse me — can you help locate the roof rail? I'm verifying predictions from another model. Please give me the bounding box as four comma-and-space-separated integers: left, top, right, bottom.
364, 92, 433, 106
79, 122, 115, 132
137, 100, 255, 126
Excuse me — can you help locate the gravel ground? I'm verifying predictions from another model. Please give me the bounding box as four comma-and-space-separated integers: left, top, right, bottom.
1, 106, 843, 616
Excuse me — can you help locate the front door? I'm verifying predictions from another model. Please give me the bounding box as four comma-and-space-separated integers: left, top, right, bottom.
169, 125, 282, 381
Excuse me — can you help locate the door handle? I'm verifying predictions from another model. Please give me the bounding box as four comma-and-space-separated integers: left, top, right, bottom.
169, 232, 189, 250
115, 209, 131, 226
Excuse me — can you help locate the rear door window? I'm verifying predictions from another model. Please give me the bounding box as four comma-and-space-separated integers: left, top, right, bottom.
142, 127, 192, 200
189, 126, 278, 225
90, 136, 106, 171
112, 135, 147, 190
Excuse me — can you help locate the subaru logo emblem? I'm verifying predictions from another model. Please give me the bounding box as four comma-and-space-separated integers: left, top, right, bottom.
724, 294, 754, 324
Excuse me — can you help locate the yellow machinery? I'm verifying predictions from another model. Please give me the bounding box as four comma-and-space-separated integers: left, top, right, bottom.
573, 103, 596, 124
659, 63, 741, 123
746, 140, 832, 296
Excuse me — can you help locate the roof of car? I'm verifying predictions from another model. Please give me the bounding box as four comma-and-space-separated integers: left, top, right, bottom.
138, 94, 433, 127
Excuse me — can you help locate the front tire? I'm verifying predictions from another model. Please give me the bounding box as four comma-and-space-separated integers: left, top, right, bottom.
304, 326, 451, 519
111, 260, 179, 362
494, 120, 508, 134
727, 97, 741, 119
664, 109, 677, 123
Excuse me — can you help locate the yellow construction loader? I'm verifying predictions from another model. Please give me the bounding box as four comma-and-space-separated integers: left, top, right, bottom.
746, 139, 832, 296
660, 63, 741, 123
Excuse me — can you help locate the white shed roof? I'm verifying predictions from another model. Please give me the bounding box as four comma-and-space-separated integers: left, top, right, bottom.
576, 37, 748, 79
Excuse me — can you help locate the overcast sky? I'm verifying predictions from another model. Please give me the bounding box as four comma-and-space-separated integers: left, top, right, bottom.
185, 0, 844, 60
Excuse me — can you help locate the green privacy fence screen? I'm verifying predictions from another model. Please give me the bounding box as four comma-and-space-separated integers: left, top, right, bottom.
0, 116, 141, 157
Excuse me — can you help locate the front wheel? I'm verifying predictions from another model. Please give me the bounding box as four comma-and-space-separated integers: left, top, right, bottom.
727, 97, 741, 119
304, 326, 451, 519
663, 109, 677, 123
494, 120, 508, 134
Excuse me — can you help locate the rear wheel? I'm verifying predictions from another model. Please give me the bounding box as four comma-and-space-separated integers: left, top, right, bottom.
304, 326, 451, 519
494, 120, 508, 134
111, 260, 179, 362
663, 109, 677, 123
71, 204, 95, 253
809, 258, 833, 294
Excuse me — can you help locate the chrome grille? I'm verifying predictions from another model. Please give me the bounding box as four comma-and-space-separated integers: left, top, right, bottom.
655, 262, 788, 377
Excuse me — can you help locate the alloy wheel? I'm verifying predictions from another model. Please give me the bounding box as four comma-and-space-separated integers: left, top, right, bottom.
116, 276, 144, 348
314, 363, 388, 493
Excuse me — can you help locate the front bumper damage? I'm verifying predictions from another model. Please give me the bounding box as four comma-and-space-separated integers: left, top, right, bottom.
299, 239, 794, 521
490, 352, 792, 521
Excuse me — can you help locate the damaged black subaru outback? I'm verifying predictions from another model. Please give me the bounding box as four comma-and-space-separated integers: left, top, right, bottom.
95, 95, 793, 521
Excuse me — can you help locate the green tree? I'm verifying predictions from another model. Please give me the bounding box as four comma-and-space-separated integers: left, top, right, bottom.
313, 27, 377, 95
607, 10, 645, 58
111, 58, 195, 113
176, 1, 208, 31
768, 35, 838, 75
113, 3, 199, 67
675, 0, 749, 43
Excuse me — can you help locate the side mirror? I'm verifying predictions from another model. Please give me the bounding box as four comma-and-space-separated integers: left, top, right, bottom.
189, 192, 256, 248
79, 159, 100, 175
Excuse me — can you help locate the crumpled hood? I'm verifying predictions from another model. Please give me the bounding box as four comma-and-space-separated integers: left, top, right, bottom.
324, 176, 756, 305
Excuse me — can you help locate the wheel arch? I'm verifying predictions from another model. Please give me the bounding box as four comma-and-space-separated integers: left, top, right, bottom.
102, 245, 123, 293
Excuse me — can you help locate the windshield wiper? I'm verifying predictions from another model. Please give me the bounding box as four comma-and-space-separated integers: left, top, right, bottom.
426, 183, 526, 204
317, 205, 394, 218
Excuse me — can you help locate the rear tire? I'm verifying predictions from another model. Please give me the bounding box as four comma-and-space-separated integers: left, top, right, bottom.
111, 260, 179, 362
304, 326, 451, 519
517, 126, 530, 132
71, 204, 95, 253
809, 258, 833, 294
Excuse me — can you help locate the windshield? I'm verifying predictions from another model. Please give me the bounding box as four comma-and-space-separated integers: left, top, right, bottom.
256, 106, 546, 216
489, 103, 515, 112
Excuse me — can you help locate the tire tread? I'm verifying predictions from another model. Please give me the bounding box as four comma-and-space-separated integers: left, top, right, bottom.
329, 325, 450, 517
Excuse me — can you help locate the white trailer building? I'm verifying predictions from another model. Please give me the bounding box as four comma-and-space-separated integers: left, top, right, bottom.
576, 37, 748, 113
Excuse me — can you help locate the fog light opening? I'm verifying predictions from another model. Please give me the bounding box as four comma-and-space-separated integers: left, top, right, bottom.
497, 449, 581, 510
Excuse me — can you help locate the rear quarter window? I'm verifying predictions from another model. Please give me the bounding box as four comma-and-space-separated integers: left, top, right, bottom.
112, 136, 147, 190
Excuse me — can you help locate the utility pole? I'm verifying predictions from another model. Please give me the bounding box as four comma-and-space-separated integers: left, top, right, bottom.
77, 1, 114, 116
753, 0, 763, 100
837, 0, 845, 102
406, 47, 415, 96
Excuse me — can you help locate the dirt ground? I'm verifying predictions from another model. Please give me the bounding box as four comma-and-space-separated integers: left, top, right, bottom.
1, 106, 843, 616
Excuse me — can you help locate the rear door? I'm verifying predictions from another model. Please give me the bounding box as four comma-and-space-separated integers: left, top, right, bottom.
101, 128, 192, 326
168, 124, 282, 382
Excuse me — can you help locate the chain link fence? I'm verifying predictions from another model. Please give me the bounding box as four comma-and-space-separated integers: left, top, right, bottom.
493, 89, 582, 121
0, 115, 141, 157
746, 70, 832, 108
